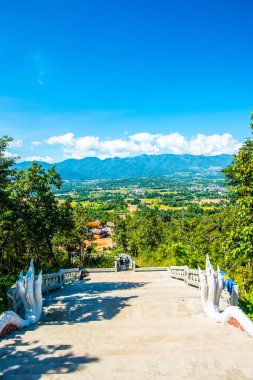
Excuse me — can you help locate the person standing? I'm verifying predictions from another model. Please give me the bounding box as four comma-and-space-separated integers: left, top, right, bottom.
125, 257, 130, 271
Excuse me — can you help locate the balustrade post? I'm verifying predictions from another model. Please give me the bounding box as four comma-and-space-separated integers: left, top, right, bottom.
45, 278, 48, 294
184, 266, 189, 285
231, 285, 239, 306
59, 269, 65, 286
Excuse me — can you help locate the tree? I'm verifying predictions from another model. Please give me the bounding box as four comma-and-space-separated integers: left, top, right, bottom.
53, 199, 81, 265
221, 113, 253, 294
0, 136, 16, 208
114, 215, 128, 252
11, 162, 63, 268
0, 136, 18, 267
0, 137, 90, 311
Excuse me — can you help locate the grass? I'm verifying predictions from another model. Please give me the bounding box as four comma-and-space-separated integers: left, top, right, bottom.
159, 205, 184, 210
140, 198, 161, 205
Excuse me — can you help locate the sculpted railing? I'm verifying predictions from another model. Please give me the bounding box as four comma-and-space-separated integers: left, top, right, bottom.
198, 255, 253, 337
7, 268, 80, 313
169, 265, 239, 307
1, 264, 80, 337
169, 259, 253, 337
1, 260, 43, 337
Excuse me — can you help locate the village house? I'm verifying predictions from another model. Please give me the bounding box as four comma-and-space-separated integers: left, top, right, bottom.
90, 228, 107, 239
106, 221, 115, 228
86, 221, 101, 228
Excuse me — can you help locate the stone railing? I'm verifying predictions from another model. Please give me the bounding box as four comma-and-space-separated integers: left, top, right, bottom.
62, 268, 80, 283
169, 266, 187, 281
86, 267, 116, 273
7, 268, 80, 313
169, 265, 239, 306
134, 266, 167, 272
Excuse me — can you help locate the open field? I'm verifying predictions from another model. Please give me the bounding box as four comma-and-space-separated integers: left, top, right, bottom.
128, 204, 138, 212
199, 198, 230, 205
159, 205, 184, 210
55, 176, 230, 218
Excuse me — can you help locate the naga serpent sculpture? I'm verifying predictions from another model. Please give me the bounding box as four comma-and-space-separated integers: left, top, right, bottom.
199, 255, 253, 337
0, 260, 42, 336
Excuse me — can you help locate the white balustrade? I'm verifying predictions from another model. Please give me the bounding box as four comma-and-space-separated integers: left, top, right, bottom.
169, 264, 238, 307
7, 267, 80, 313
198, 255, 253, 337
1, 260, 43, 336
62, 268, 80, 283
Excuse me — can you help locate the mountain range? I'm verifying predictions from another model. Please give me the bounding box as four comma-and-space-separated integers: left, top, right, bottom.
15, 154, 233, 181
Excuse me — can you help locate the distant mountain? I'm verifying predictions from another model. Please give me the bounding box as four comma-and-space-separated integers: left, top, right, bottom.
15, 161, 52, 171
15, 154, 233, 180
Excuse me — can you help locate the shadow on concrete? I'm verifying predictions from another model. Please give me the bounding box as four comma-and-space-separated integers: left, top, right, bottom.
42, 295, 137, 323
50, 280, 148, 296
41, 281, 147, 324
0, 339, 98, 378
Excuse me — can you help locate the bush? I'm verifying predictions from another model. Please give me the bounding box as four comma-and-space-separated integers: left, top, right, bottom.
0, 274, 17, 313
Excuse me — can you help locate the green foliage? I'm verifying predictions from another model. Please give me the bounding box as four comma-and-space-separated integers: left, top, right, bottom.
113, 197, 252, 310
113, 114, 253, 320
2, 115, 253, 321
220, 113, 253, 298
0, 137, 83, 311
86, 253, 116, 268
239, 292, 253, 320
0, 274, 17, 313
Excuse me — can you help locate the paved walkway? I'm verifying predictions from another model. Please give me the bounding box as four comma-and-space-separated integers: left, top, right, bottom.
1, 271, 253, 379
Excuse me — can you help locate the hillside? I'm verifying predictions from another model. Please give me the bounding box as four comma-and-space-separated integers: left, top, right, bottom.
15, 154, 233, 180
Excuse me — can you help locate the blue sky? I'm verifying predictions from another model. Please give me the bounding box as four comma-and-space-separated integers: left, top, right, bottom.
1, 0, 252, 162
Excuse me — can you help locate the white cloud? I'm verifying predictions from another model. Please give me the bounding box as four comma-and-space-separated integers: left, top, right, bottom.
22, 156, 54, 163
156, 133, 187, 154
4, 151, 19, 158
8, 139, 23, 148
129, 132, 160, 155
130, 132, 158, 143
45, 131, 241, 159
46, 132, 74, 146
61, 135, 101, 159
101, 139, 139, 156
75, 136, 100, 151
187, 133, 242, 155
31, 141, 42, 147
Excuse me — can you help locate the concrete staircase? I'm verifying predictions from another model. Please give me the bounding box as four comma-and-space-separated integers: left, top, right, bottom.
1, 272, 253, 379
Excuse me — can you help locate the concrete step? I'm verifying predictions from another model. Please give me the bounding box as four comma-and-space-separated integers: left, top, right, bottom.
1, 271, 253, 380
